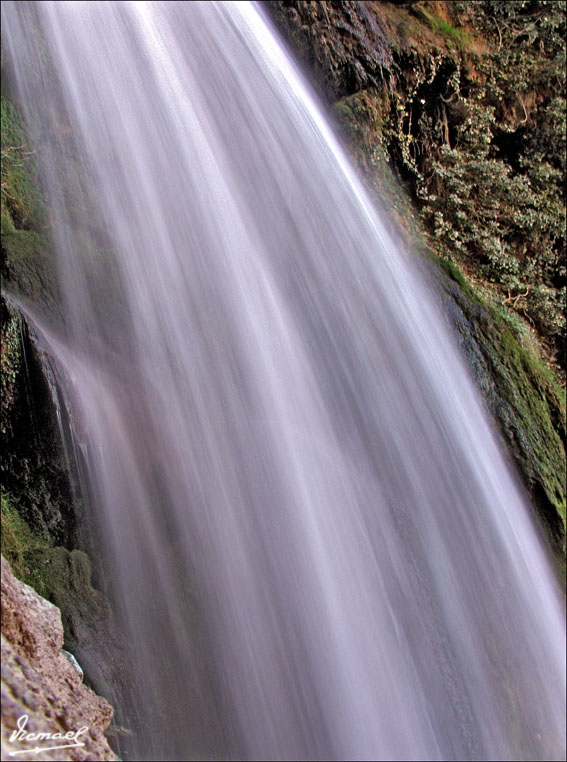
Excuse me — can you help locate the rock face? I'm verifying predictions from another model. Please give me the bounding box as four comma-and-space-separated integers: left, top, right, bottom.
264, 0, 392, 103
266, 1, 566, 372
1, 555, 118, 761
265, 0, 566, 565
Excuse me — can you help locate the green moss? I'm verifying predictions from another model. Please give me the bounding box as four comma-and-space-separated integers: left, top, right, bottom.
423, 248, 565, 585
375, 1, 481, 59
1, 205, 16, 235
0, 88, 117, 664
1, 95, 44, 231
431, 17, 472, 48
0, 94, 59, 308
433, 254, 482, 302
406, 4, 474, 50
1, 227, 59, 305
1, 488, 108, 634
1, 488, 51, 590
1, 304, 22, 437
334, 80, 566, 561
38, 547, 109, 623
2, 225, 48, 263
444, 265, 565, 538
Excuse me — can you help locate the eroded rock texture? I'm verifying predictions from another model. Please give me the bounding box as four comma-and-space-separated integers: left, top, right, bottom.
1, 555, 118, 761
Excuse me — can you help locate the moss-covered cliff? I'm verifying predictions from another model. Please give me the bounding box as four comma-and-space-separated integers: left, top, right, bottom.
265, 0, 566, 570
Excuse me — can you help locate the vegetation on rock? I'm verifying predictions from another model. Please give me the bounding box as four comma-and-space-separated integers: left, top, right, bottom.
269, 0, 566, 370
1, 299, 76, 546
434, 258, 566, 571
1, 95, 43, 231
414, 0, 566, 369
267, 0, 566, 566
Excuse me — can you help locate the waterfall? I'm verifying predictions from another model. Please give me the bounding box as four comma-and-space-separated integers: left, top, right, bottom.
2, 2, 565, 760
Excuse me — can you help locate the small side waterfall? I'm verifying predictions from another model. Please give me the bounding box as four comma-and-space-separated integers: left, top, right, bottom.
2, 2, 565, 760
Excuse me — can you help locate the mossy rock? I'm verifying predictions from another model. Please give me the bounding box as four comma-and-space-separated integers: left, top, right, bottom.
331, 79, 566, 563
1, 94, 45, 231
1, 93, 60, 315
333, 89, 424, 245
435, 257, 566, 567
1, 487, 48, 587
1, 298, 77, 546
36, 546, 110, 627
1, 299, 23, 437
1, 490, 116, 664
1, 225, 60, 308
1, 485, 107, 617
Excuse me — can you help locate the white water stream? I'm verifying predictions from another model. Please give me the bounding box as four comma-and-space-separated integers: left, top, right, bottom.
2, 2, 565, 760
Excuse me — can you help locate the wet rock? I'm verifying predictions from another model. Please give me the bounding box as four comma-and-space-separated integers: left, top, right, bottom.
265, 1, 392, 103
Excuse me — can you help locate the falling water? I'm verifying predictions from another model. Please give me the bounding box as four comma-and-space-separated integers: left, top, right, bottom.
2, 2, 565, 760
